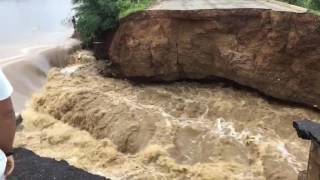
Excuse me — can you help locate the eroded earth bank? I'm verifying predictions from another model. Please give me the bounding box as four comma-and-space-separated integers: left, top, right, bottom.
110, 9, 320, 109
15, 51, 320, 180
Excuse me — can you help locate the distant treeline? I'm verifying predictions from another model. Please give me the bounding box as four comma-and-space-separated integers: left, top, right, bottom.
282, 0, 320, 11
72, 0, 152, 45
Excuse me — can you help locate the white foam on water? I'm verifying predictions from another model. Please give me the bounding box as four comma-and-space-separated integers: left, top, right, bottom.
213, 118, 257, 144
276, 142, 305, 173
60, 65, 82, 76
211, 118, 305, 173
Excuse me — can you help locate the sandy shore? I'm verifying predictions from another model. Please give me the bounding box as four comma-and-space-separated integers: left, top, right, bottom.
14, 51, 320, 179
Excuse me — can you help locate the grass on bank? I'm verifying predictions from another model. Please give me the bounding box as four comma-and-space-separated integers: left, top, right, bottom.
72, 0, 152, 45
308, 9, 320, 16
281, 0, 320, 13
118, 0, 153, 18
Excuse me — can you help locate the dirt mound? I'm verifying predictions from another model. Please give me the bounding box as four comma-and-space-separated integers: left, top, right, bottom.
15, 52, 320, 179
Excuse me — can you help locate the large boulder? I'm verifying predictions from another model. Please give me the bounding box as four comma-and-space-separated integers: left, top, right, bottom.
109, 9, 320, 108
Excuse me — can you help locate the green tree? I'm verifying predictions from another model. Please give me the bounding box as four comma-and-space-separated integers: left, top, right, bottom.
72, 0, 151, 45
72, 0, 120, 45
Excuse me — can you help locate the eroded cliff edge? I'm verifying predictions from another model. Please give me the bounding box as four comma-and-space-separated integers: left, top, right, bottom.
109, 9, 320, 108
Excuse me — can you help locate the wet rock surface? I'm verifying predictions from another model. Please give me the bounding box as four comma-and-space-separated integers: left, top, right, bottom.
294, 120, 320, 144
110, 9, 320, 109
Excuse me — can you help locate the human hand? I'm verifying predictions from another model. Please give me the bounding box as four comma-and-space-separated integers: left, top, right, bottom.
5, 155, 14, 177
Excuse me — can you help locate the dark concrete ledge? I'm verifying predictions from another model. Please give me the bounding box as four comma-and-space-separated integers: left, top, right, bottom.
9, 148, 107, 180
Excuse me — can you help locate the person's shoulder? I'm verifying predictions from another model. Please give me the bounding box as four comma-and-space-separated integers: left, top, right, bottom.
0, 69, 13, 101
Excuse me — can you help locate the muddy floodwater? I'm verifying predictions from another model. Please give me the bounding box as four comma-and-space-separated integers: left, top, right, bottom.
15, 52, 320, 180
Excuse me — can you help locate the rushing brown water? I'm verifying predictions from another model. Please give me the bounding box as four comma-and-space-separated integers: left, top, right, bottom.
15, 51, 320, 180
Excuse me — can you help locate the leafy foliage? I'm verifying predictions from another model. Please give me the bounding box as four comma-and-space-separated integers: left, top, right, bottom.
73, 0, 120, 45
72, 0, 151, 45
283, 0, 320, 11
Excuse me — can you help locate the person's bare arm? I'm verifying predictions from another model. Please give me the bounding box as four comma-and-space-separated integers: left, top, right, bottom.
0, 97, 16, 154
